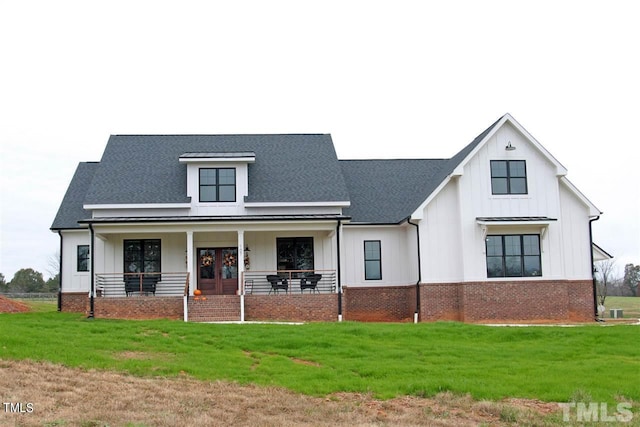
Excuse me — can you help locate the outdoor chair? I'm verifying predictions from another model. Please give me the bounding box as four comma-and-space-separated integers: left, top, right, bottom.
267, 275, 288, 294
124, 274, 158, 296
300, 274, 322, 293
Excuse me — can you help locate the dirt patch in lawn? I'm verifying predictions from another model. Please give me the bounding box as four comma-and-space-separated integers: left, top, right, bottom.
0, 296, 30, 313
0, 359, 562, 426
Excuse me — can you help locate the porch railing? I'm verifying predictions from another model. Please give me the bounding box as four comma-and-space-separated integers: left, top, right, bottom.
95, 272, 189, 297
241, 270, 336, 295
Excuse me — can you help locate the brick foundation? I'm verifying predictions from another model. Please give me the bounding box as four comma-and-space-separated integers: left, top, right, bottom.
60, 280, 595, 323
59, 292, 89, 313
94, 296, 183, 320
420, 280, 594, 323
342, 286, 417, 322
245, 294, 338, 322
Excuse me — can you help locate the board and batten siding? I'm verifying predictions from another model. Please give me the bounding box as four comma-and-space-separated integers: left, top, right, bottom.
341, 225, 417, 287
417, 121, 594, 282
60, 230, 91, 292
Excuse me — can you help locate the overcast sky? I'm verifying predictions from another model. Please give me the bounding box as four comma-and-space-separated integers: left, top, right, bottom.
1, 1, 638, 281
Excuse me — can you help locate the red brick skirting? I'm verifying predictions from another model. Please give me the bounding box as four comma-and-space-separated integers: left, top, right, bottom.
245, 294, 338, 322
343, 285, 417, 322
95, 296, 183, 320
59, 292, 89, 313
421, 280, 594, 323
60, 279, 594, 323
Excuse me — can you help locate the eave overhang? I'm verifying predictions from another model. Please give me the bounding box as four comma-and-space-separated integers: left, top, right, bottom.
79, 214, 351, 225
179, 152, 256, 163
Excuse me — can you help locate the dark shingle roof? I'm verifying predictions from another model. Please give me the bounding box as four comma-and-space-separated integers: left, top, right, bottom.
84, 134, 349, 205
51, 116, 506, 228
340, 159, 448, 223
51, 162, 99, 229
341, 115, 504, 223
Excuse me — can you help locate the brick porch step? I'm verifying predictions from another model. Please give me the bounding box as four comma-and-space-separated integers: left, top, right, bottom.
187, 295, 241, 322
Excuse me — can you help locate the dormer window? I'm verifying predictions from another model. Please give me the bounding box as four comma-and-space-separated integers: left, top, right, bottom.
491, 160, 527, 195
199, 168, 236, 202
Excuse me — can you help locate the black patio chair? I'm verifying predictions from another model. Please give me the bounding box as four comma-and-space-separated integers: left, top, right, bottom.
125, 274, 158, 296
125, 275, 140, 296
141, 275, 158, 295
300, 274, 322, 293
267, 275, 288, 294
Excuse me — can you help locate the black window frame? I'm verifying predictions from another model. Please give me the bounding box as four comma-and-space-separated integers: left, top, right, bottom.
364, 240, 382, 280
276, 237, 314, 278
124, 239, 162, 274
485, 234, 541, 278
77, 245, 90, 272
490, 160, 528, 195
199, 168, 236, 202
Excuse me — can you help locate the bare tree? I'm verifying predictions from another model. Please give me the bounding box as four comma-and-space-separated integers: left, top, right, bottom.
595, 259, 618, 310
47, 251, 61, 280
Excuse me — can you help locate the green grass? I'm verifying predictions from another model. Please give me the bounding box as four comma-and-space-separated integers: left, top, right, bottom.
1, 310, 639, 406
604, 296, 640, 318
17, 299, 58, 313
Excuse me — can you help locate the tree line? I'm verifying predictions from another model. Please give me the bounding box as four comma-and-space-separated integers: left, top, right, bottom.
0, 269, 59, 294
596, 262, 640, 307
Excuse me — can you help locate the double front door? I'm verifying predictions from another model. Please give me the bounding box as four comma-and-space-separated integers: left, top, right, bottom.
197, 248, 238, 295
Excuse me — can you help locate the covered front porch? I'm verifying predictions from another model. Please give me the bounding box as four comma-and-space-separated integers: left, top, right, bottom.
86, 216, 344, 321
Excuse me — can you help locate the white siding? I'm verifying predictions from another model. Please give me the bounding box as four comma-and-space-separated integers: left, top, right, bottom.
420, 177, 463, 282
418, 121, 594, 282
559, 181, 593, 279
186, 162, 249, 216
342, 225, 417, 287
60, 230, 91, 292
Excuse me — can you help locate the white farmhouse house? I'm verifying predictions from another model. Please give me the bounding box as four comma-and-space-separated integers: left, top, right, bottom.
51, 114, 605, 322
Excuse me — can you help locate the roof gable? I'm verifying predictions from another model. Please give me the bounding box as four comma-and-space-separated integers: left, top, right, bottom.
410, 113, 599, 220
451, 113, 568, 177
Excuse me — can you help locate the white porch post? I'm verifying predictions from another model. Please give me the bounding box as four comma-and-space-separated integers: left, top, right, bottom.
237, 230, 245, 322
186, 231, 194, 296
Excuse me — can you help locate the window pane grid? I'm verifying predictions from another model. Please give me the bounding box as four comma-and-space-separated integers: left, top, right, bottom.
77, 245, 90, 272
364, 240, 382, 280
199, 168, 236, 202
491, 160, 528, 195
486, 235, 540, 278
124, 239, 161, 273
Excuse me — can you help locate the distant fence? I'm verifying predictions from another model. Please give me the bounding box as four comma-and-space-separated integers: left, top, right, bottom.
0, 292, 58, 301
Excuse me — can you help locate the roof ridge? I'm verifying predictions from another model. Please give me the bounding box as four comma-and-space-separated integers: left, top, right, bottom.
339, 158, 449, 162
110, 133, 330, 137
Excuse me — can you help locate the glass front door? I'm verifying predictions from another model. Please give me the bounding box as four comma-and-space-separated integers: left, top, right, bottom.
197, 248, 238, 295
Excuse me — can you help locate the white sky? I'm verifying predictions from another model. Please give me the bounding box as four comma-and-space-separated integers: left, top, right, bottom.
1, 0, 638, 281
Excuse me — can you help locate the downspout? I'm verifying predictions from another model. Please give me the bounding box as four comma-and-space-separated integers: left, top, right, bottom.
57, 231, 63, 312
589, 216, 600, 321
88, 223, 95, 319
336, 220, 343, 321
408, 218, 422, 323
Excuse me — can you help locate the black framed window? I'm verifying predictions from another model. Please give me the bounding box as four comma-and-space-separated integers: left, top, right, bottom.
277, 237, 314, 277
199, 168, 236, 202
491, 160, 527, 194
364, 240, 382, 280
486, 234, 541, 278
77, 245, 89, 272
124, 239, 161, 273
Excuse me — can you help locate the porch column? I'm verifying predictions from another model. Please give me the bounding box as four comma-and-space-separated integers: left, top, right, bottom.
237, 230, 245, 293
186, 231, 194, 296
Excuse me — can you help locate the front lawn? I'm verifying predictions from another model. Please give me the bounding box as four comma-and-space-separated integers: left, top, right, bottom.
0, 311, 638, 406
